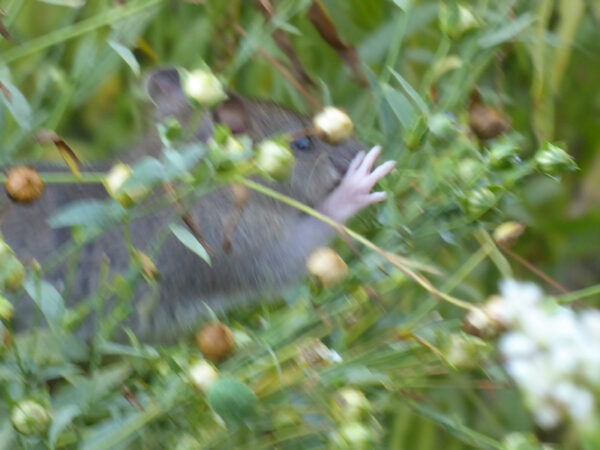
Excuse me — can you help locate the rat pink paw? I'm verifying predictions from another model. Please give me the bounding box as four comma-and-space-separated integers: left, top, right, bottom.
319, 145, 395, 223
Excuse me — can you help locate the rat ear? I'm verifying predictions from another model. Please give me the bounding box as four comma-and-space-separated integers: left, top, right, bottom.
212, 94, 250, 135
145, 67, 191, 120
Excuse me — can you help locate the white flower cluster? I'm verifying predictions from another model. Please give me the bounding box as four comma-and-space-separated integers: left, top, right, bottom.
496, 280, 600, 430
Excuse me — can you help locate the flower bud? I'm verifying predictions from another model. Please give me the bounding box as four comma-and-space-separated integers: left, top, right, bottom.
428, 112, 457, 140
255, 140, 295, 180
196, 323, 235, 362
333, 388, 372, 421
175, 434, 203, 450
0, 296, 14, 321
181, 69, 227, 107
188, 359, 219, 393
224, 136, 245, 156
330, 422, 376, 449
493, 221, 525, 247
136, 251, 159, 281
463, 307, 497, 339
535, 143, 578, 175
445, 334, 490, 370
487, 142, 519, 169
0, 255, 25, 292
5, 166, 44, 204
11, 400, 51, 435
464, 187, 496, 219
157, 116, 183, 146
313, 107, 354, 144
104, 162, 148, 207
439, 3, 479, 38
307, 247, 348, 288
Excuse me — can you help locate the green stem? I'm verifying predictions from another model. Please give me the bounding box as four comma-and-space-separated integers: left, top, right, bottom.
0, 172, 106, 184
558, 284, 600, 304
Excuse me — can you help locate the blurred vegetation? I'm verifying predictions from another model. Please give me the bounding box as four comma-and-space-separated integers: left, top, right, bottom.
0, 0, 599, 448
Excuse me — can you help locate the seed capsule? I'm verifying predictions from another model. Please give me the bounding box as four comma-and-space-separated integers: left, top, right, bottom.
11, 400, 51, 435
5, 166, 44, 204
307, 247, 348, 288
313, 107, 354, 144
196, 323, 235, 362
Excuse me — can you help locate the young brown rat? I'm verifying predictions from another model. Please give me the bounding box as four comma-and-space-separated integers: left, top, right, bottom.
3, 68, 395, 342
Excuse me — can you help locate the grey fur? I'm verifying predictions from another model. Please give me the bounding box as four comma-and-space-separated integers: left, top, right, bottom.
2, 68, 362, 342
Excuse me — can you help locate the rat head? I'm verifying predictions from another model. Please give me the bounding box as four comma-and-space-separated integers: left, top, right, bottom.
146, 68, 361, 206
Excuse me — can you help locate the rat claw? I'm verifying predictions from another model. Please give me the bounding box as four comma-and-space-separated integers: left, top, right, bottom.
347, 150, 366, 173
360, 145, 382, 174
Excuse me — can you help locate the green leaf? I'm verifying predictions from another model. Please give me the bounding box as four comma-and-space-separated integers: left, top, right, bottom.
169, 223, 211, 265
0, 67, 33, 130
81, 404, 161, 450
97, 341, 159, 359
382, 83, 416, 128
37, 0, 85, 7
162, 144, 205, 181
388, 67, 429, 115
477, 13, 535, 48
24, 278, 66, 327
107, 39, 140, 76
48, 200, 127, 229
49, 405, 81, 450
121, 157, 165, 193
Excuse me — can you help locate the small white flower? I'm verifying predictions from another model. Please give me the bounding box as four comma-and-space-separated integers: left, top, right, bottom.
566, 386, 595, 422
188, 360, 219, 393
579, 346, 600, 385
182, 69, 227, 107
581, 310, 600, 340
549, 343, 578, 376
518, 310, 556, 347
500, 279, 543, 307
533, 402, 561, 429
500, 332, 537, 359
483, 295, 512, 326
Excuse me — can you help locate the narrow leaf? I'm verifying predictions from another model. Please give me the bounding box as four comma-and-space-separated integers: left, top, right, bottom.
48, 200, 126, 229
169, 223, 211, 265
24, 278, 66, 327
49, 405, 81, 450
477, 13, 535, 48
108, 39, 140, 76
389, 67, 429, 115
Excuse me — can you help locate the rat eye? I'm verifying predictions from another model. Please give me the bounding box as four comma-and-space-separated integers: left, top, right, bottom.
290, 136, 312, 151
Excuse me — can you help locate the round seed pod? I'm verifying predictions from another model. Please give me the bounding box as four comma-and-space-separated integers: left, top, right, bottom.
196, 323, 235, 362
5, 166, 44, 204
307, 247, 348, 288
11, 400, 51, 436
255, 140, 295, 181
313, 107, 354, 144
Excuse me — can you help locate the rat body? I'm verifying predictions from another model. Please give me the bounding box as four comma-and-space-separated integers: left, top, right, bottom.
2, 68, 394, 342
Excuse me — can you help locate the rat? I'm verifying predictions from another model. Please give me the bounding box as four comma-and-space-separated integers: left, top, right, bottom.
2, 68, 395, 343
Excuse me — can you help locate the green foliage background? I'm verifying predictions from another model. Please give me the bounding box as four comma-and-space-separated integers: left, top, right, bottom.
0, 0, 599, 448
